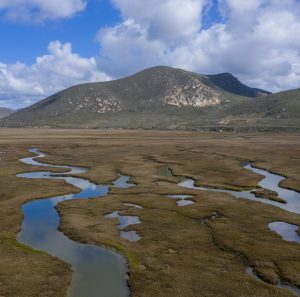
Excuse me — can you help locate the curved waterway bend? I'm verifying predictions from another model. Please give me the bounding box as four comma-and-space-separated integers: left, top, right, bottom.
176, 162, 300, 295
17, 148, 134, 297
179, 163, 300, 215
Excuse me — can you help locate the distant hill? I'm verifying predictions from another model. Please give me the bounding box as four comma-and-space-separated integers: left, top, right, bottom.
214, 88, 300, 131
1, 66, 298, 131
206, 73, 270, 97
226, 88, 300, 118
0, 107, 14, 119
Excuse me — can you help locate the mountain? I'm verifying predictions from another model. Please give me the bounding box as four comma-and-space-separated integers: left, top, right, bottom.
218, 88, 300, 131
206, 73, 270, 97
1, 66, 298, 131
0, 107, 14, 119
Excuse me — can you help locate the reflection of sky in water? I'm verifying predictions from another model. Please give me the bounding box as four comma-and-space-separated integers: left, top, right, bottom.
19, 148, 300, 296
177, 199, 194, 207
105, 211, 141, 229
113, 175, 135, 189
120, 231, 141, 241
176, 162, 300, 295
269, 221, 300, 244
105, 211, 141, 241
17, 148, 132, 297
166, 195, 194, 207
178, 163, 300, 215
20, 148, 86, 174
119, 215, 141, 229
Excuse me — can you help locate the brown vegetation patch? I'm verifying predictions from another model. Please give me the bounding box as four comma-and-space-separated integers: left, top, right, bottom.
0, 129, 299, 296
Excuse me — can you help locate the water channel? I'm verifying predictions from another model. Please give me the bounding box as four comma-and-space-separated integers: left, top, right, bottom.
17, 148, 134, 297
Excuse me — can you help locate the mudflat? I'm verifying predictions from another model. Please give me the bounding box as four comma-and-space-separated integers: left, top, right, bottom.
0, 129, 299, 297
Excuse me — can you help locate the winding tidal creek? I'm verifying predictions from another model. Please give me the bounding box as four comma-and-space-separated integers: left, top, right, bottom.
177, 162, 300, 296
16, 149, 300, 297
17, 148, 134, 297
178, 163, 300, 215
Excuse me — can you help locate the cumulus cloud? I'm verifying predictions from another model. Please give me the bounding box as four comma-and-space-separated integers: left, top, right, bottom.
0, 41, 111, 108
98, 19, 166, 77
111, 0, 207, 43
97, 0, 300, 92
1, 0, 300, 109
0, 0, 87, 22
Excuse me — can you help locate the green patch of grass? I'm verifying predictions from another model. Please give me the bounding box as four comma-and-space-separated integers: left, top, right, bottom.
1, 232, 45, 255
104, 240, 139, 269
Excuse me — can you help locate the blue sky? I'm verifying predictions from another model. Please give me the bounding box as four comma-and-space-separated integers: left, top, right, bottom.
0, 0, 120, 64
0, 0, 300, 109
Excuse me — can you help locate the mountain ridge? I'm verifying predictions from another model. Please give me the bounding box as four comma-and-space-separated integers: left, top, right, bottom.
1, 66, 298, 131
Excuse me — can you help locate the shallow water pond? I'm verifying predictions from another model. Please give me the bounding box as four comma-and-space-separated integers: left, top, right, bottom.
105, 211, 141, 241
166, 195, 194, 206
268, 221, 300, 244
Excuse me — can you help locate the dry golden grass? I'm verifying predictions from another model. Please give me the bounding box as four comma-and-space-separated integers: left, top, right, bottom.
252, 189, 286, 203
0, 129, 299, 297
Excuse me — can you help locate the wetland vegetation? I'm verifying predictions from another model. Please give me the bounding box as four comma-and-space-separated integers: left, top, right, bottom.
0, 129, 299, 297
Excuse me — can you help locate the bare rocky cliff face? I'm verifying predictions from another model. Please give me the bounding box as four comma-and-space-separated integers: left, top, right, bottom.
163, 78, 222, 108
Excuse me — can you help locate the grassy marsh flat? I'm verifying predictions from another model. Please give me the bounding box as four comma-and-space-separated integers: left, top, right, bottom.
0, 129, 299, 297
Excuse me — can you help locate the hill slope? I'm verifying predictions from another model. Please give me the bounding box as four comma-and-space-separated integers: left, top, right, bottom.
0, 108, 14, 119
227, 88, 300, 118
5, 66, 299, 131
206, 73, 270, 97
1, 66, 274, 129
216, 88, 300, 131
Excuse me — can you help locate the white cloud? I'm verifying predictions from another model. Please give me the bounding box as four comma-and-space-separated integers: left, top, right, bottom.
111, 0, 207, 43
0, 41, 111, 109
97, 19, 166, 77
97, 0, 209, 76
97, 0, 300, 92
0, 0, 87, 22
1, 0, 300, 109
